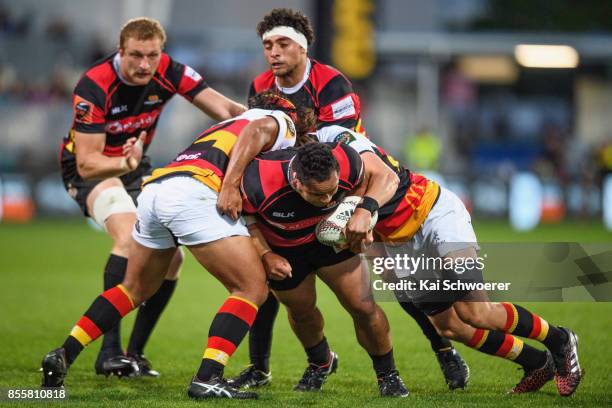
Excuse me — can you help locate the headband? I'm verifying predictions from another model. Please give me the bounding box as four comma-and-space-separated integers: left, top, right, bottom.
262, 26, 308, 51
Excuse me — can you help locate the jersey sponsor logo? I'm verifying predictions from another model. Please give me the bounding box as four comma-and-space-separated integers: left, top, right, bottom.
106, 110, 161, 134
176, 152, 202, 161
111, 105, 128, 115
144, 94, 163, 106
184, 65, 202, 82
74, 96, 94, 123
334, 131, 356, 144
272, 211, 295, 218
331, 95, 356, 120
285, 117, 296, 139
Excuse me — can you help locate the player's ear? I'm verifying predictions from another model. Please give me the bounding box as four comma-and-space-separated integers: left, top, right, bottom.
291, 172, 300, 188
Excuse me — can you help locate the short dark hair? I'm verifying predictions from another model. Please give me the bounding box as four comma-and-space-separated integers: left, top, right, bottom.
248, 91, 317, 140
256, 8, 315, 45
293, 143, 339, 184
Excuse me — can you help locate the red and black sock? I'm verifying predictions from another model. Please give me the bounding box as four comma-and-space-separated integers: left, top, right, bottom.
197, 296, 258, 381
467, 328, 547, 371
62, 284, 136, 365
501, 303, 568, 354
127, 278, 177, 356
248, 292, 279, 373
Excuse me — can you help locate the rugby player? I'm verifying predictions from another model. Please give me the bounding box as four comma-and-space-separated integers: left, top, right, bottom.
59, 17, 247, 377
311, 126, 583, 396
43, 93, 315, 399
225, 8, 468, 391
237, 142, 410, 397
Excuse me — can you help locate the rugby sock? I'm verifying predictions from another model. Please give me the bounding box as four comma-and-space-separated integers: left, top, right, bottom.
197, 296, 258, 381
370, 349, 396, 376
398, 301, 453, 352
100, 254, 127, 353
501, 303, 568, 353
127, 278, 177, 356
62, 284, 136, 365
305, 337, 331, 366
467, 328, 547, 371
248, 292, 279, 373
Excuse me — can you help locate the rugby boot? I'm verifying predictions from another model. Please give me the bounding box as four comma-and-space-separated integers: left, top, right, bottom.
187, 376, 258, 399
95, 350, 139, 378
41, 348, 68, 388
129, 353, 160, 378
436, 348, 470, 390
552, 327, 582, 396
227, 365, 272, 389
294, 351, 338, 391
509, 350, 555, 394
377, 369, 410, 397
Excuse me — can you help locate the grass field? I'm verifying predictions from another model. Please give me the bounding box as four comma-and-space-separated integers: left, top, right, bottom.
0, 219, 611, 407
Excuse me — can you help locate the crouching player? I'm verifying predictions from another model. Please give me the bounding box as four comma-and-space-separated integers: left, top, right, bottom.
316, 126, 583, 396
239, 142, 410, 397
41, 93, 315, 400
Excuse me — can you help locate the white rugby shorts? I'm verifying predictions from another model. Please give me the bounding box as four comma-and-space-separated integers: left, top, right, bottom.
132, 176, 249, 249
385, 187, 478, 277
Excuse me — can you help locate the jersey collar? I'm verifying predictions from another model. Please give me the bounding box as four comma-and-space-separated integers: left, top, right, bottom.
275, 59, 311, 95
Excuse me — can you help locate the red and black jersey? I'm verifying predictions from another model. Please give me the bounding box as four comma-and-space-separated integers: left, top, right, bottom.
60, 52, 207, 178
249, 59, 365, 133
241, 142, 364, 247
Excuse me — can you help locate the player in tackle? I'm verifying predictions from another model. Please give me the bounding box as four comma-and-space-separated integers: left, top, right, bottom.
43, 93, 316, 400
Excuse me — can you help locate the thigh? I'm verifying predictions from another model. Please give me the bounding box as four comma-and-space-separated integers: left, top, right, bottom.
273, 273, 317, 315
123, 239, 176, 304
187, 236, 267, 294
317, 254, 376, 314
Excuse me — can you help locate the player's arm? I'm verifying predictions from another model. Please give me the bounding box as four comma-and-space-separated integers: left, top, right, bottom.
345, 152, 399, 252
75, 130, 146, 180
191, 87, 247, 121
217, 117, 280, 220
246, 220, 292, 280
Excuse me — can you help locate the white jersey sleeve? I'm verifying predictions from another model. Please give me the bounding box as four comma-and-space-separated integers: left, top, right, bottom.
231, 108, 297, 152
315, 125, 376, 154
266, 110, 297, 151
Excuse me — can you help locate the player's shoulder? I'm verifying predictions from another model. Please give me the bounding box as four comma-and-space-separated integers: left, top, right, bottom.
252, 70, 276, 92
309, 59, 350, 87
243, 149, 294, 209
80, 53, 117, 93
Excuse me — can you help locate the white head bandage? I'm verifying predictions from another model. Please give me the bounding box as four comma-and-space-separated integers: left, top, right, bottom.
262, 26, 308, 51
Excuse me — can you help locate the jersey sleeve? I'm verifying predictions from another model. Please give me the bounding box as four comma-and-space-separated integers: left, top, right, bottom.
266, 111, 297, 151
72, 76, 107, 133
316, 126, 375, 154
166, 58, 208, 101
317, 75, 361, 130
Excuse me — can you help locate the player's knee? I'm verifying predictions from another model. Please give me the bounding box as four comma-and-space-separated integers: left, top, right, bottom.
164, 248, 184, 280
346, 299, 378, 322
91, 186, 136, 231
456, 303, 490, 328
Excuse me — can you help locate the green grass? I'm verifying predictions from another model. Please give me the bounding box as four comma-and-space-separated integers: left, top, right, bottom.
0, 219, 611, 407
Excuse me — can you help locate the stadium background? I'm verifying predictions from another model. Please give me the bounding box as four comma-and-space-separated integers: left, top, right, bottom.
0, 0, 610, 406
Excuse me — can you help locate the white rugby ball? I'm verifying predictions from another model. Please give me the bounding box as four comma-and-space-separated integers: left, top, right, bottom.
315, 196, 378, 247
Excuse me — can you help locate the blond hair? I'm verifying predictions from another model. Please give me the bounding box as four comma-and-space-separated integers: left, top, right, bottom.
119, 17, 166, 49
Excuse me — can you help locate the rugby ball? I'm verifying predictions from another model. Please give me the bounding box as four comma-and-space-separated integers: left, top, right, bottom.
315, 196, 378, 247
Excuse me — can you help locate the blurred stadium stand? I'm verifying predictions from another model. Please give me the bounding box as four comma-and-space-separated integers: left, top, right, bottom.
0, 0, 611, 227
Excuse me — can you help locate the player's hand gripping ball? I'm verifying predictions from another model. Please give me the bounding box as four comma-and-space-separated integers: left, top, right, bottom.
316, 196, 378, 247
